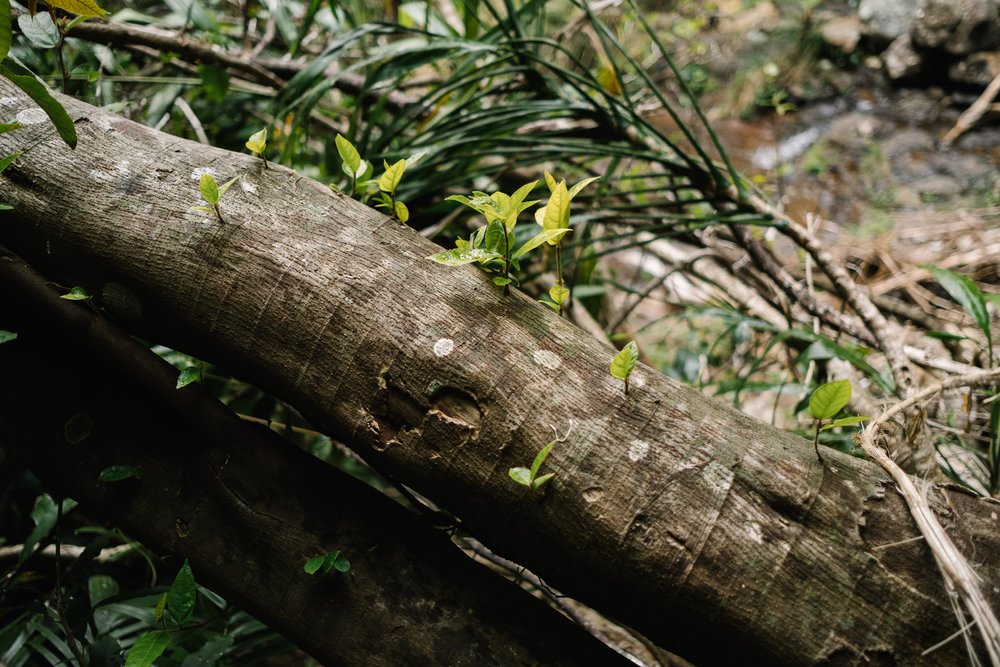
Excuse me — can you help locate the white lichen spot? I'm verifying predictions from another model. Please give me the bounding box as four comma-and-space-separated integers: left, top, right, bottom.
532, 349, 561, 370
15, 107, 48, 125
631, 372, 646, 388
628, 439, 650, 462
240, 178, 258, 194
747, 521, 764, 544
88, 169, 111, 184
190, 166, 216, 181
433, 338, 454, 357
582, 487, 604, 503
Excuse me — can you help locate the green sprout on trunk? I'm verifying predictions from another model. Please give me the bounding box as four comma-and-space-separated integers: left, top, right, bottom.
610, 340, 638, 395
193, 172, 238, 223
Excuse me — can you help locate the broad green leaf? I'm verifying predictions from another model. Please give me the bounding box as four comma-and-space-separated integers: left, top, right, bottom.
596, 63, 623, 96
530, 440, 556, 480
508, 467, 531, 487
820, 415, 870, 431
544, 170, 558, 193
332, 554, 350, 573
199, 173, 219, 204
125, 630, 170, 667
0, 122, 21, 135
0, 330, 17, 344
923, 265, 991, 354
61, 286, 90, 300
568, 176, 600, 200
538, 180, 570, 240
17, 13, 59, 50
808, 379, 852, 420
335, 134, 361, 174
47, 0, 107, 17
378, 159, 406, 194
304, 555, 325, 574
217, 176, 238, 199
0, 152, 19, 174
0, 0, 10, 61
427, 247, 502, 266
153, 593, 167, 623
512, 228, 571, 259
531, 472, 555, 490
484, 221, 505, 253
394, 201, 409, 223
0, 57, 76, 148
549, 285, 570, 305
98, 465, 140, 482
245, 128, 267, 155
176, 366, 201, 389
610, 341, 639, 381
493, 277, 513, 286
167, 560, 196, 624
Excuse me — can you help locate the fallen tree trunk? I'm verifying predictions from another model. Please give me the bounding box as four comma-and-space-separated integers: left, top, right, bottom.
0, 249, 628, 666
0, 79, 997, 664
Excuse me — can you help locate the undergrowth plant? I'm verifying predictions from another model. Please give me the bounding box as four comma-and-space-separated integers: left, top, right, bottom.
535, 172, 599, 315
610, 341, 639, 395
509, 439, 556, 491
805, 379, 867, 462
245, 128, 268, 168
428, 182, 569, 293
193, 172, 238, 223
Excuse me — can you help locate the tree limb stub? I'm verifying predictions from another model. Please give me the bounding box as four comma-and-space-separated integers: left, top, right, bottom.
0, 249, 629, 667
0, 80, 997, 664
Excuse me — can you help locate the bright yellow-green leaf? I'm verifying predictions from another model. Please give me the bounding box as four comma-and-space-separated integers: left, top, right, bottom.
544, 170, 558, 193
379, 159, 406, 194
549, 285, 570, 305
597, 62, 623, 96
46, 0, 107, 17
808, 379, 852, 420
395, 200, 409, 223
199, 173, 219, 204
610, 341, 638, 381
513, 228, 571, 259
509, 467, 531, 487
245, 128, 267, 155
335, 134, 361, 173
530, 440, 556, 479
217, 176, 238, 199
538, 180, 570, 244
61, 286, 90, 301
568, 176, 600, 200
152, 593, 167, 623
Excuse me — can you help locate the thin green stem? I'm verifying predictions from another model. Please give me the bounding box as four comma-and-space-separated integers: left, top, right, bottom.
556, 243, 564, 317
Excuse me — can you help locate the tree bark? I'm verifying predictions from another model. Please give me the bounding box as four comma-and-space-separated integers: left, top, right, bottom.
0, 249, 628, 667
0, 79, 997, 665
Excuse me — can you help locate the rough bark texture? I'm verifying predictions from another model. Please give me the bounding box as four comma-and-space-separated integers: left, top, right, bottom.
0, 79, 998, 664
0, 250, 628, 667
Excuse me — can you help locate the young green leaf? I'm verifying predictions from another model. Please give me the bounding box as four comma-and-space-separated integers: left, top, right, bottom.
304, 555, 326, 574
0, 122, 20, 135
493, 277, 514, 286
217, 176, 239, 199
0, 330, 17, 344
0, 152, 19, 174
512, 228, 571, 259
394, 200, 409, 223
508, 467, 532, 487
531, 472, 555, 490
537, 179, 570, 240
567, 176, 600, 201
335, 134, 362, 174
379, 159, 406, 194
529, 440, 556, 480
819, 415, 870, 432
61, 286, 91, 300
245, 128, 267, 156
923, 265, 992, 358
427, 247, 502, 266
17, 13, 60, 50
199, 173, 220, 205
167, 560, 196, 625
125, 631, 170, 667
332, 553, 350, 573
176, 366, 201, 389
549, 285, 570, 305
152, 593, 167, 623
98, 464, 140, 482
808, 379, 852, 420
610, 341, 639, 381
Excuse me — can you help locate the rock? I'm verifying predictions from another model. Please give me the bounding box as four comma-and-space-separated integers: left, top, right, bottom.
948, 51, 1000, 86
890, 90, 943, 125
820, 15, 862, 53
884, 34, 924, 80
908, 174, 963, 196
883, 127, 935, 159
858, 0, 924, 43
911, 0, 1000, 55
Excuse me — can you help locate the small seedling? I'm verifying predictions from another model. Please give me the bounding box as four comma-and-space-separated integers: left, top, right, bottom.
610, 340, 638, 395
375, 152, 423, 224
193, 172, 238, 223
335, 134, 369, 196
535, 171, 598, 315
806, 379, 868, 462
60, 286, 91, 301
509, 439, 557, 491
245, 128, 268, 168
304, 550, 350, 575
428, 181, 569, 294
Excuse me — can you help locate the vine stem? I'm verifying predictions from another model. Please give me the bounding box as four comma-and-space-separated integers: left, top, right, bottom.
860, 367, 1000, 666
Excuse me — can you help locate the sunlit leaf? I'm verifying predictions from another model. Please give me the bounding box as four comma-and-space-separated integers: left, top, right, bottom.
199, 173, 219, 204
512, 228, 571, 259
549, 285, 570, 305
245, 128, 267, 155
596, 62, 623, 96
167, 560, 196, 624
0, 57, 76, 148
335, 134, 361, 174
17, 13, 59, 50
61, 286, 90, 300
378, 159, 406, 194
394, 200, 409, 223
46, 0, 107, 17
820, 415, 869, 431
610, 341, 639, 381
531, 472, 555, 490
125, 631, 170, 667
427, 247, 502, 266
508, 467, 531, 487
530, 440, 556, 480
217, 175, 238, 199
808, 379, 852, 420
176, 366, 201, 389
